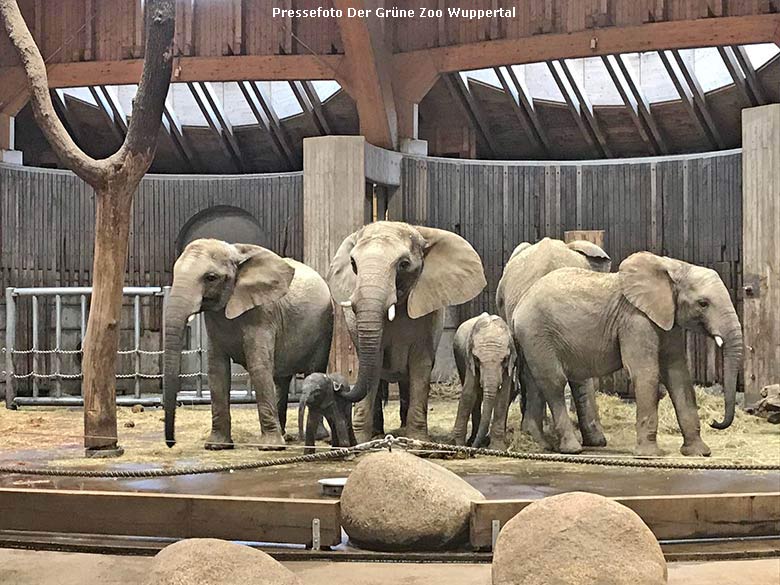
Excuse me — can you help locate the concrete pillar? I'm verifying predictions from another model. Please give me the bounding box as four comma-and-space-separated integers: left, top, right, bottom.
742, 105, 780, 407
0, 114, 22, 164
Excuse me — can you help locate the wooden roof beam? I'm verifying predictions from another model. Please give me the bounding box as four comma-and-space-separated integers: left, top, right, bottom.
717, 46, 756, 108
613, 54, 669, 155
161, 99, 198, 173
494, 66, 550, 157
88, 86, 127, 144
556, 59, 612, 157
289, 80, 331, 136
660, 50, 725, 150
443, 73, 499, 159
50, 90, 83, 144
333, 0, 397, 149
238, 81, 298, 170
601, 55, 661, 155
546, 60, 607, 158
187, 81, 246, 173
732, 45, 768, 106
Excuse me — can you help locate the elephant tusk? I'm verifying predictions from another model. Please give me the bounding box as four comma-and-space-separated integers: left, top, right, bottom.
187, 314, 197, 324
339, 300, 352, 308
714, 335, 724, 348
388, 304, 396, 322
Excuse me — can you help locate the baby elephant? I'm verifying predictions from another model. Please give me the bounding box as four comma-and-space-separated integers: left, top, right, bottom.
298, 373, 359, 455
453, 313, 516, 450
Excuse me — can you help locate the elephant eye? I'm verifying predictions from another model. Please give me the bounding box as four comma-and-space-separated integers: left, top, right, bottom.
398, 259, 411, 271
204, 272, 220, 282
698, 299, 709, 308
350, 258, 358, 275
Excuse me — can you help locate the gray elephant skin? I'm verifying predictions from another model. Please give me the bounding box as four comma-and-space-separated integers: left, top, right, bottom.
513, 251, 742, 456
298, 372, 357, 455
328, 221, 486, 442
452, 313, 516, 450
163, 239, 333, 449
496, 237, 611, 449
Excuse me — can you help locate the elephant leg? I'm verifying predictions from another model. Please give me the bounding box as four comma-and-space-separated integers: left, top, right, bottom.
519, 367, 551, 450
621, 336, 664, 457
341, 401, 357, 446
304, 408, 323, 455
524, 351, 581, 454
247, 363, 286, 450
324, 405, 351, 448
405, 344, 434, 441
399, 379, 410, 428
352, 388, 377, 444
660, 329, 710, 457
372, 380, 387, 437
468, 398, 482, 446
453, 372, 477, 446
205, 349, 233, 450
274, 375, 292, 436
570, 379, 607, 447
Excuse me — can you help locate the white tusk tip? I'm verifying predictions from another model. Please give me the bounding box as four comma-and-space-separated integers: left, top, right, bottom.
388, 304, 396, 322
339, 300, 352, 308
714, 335, 724, 348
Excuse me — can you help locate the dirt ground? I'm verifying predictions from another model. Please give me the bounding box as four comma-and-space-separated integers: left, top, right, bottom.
0, 385, 777, 471
0, 549, 777, 585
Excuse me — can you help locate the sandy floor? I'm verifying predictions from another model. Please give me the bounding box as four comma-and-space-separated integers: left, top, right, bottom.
0, 387, 777, 472
0, 549, 777, 585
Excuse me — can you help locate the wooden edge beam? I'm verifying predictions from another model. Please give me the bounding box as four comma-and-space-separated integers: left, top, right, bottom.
0, 487, 341, 546
669, 49, 725, 149
470, 492, 780, 550
238, 81, 298, 170
49, 90, 83, 144
289, 80, 324, 135
546, 60, 604, 157
88, 86, 126, 143
443, 72, 499, 158
732, 45, 768, 106
614, 54, 669, 155
493, 66, 547, 156
557, 58, 612, 157
717, 46, 756, 108
187, 81, 244, 173
302, 80, 332, 135
601, 55, 658, 155
162, 99, 197, 172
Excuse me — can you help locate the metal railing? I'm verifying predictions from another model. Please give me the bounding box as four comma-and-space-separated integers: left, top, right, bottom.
1, 286, 253, 408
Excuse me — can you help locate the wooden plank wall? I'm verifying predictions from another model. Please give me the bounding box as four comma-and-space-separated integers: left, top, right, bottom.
400, 150, 743, 387
0, 164, 303, 395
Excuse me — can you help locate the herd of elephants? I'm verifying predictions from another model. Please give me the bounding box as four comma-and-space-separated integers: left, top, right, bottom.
162, 221, 742, 458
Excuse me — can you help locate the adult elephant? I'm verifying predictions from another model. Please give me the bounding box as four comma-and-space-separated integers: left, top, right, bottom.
328, 221, 486, 442
513, 252, 742, 456
163, 239, 333, 450
496, 237, 612, 449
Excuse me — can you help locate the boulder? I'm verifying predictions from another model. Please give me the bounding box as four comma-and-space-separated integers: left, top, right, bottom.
340, 450, 485, 551
492, 492, 667, 585
144, 538, 302, 585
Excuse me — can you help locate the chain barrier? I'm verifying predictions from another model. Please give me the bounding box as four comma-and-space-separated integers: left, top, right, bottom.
0, 435, 777, 479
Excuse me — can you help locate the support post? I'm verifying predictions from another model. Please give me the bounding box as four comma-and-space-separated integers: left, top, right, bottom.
303, 136, 368, 382
4, 288, 15, 408
742, 105, 780, 407
0, 113, 21, 164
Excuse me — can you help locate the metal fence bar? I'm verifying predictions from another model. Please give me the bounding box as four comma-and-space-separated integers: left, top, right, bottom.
195, 314, 203, 398
5, 288, 16, 408
80, 294, 87, 398
12, 287, 163, 297
31, 295, 39, 398
133, 294, 141, 399
55, 294, 62, 398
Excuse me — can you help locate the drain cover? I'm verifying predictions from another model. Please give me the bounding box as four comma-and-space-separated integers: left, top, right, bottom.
318, 477, 348, 497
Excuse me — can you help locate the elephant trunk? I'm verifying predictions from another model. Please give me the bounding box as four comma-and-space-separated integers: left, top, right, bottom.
339, 260, 394, 407
710, 312, 743, 430
163, 283, 202, 447
471, 369, 501, 448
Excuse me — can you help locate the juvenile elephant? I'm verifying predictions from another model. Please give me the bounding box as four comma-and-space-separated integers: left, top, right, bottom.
513, 252, 742, 456
452, 313, 516, 450
328, 221, 486, 442
163, 239, 333, 450
297, 372, 357, 455
496, 237, 612, 449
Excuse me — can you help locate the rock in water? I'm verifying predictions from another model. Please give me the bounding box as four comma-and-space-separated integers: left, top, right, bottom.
144, 538, 302, 585
340, 450, 485, 550
492, 492, 667, 585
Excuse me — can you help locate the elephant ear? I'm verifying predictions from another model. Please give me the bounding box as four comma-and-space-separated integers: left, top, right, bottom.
327, 232, 358, 304
225, 245, 295, 319
618, 252, 678, 331
508, 242, 532, 262
566, 240, 612, 273
408, 226, 486, 319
